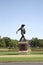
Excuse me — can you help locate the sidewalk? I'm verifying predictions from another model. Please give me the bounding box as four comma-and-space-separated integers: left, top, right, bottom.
0, 55, 43, 57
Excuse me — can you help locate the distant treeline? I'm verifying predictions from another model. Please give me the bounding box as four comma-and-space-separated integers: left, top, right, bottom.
0, 37, 18, 48
0, 37, 43, 48
29, 38, 43, 48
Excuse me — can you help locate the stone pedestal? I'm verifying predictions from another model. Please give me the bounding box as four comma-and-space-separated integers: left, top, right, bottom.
19, 41, 28, 55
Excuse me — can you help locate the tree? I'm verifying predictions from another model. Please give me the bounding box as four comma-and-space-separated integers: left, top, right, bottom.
0, 39, 6, 48
3, 37, 11, 47
38, 39, 43, 47
30, 38, 39, 47
9, 40, 18, 48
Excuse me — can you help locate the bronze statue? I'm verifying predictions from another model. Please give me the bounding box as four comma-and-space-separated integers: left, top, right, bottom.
16, 24, 26, 41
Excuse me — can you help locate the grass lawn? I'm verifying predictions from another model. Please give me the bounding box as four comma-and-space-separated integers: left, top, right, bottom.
0, 49, 19, 55
0, 51, 43, 55
31, 51, 43, 54
0, 51, 19, 55
0, 49, 43, 62
0, 48, 43, 55
0, 57, 43, 62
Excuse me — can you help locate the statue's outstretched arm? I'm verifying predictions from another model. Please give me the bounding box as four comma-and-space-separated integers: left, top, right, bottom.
16, 28, 21, 34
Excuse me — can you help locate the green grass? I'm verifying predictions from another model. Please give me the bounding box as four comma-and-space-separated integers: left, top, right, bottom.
31, 51, 43, 54
0, 57, 43, 62
0, 49, 43, 62
0, 48, 18, 52
0, 49, 19, 55
0, 51, 43, 55
0, 48, 43, 55
0, 51, 19, 55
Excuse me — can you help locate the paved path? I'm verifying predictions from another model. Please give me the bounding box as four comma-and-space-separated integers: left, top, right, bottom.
0, 62, 43, 65
0, 55, 43, 57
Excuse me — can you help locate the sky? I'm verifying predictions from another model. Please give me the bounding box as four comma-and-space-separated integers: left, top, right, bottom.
0, 0, 43, 40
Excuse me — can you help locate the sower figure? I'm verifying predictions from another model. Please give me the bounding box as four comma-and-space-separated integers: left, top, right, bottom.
16, 24, 26, 41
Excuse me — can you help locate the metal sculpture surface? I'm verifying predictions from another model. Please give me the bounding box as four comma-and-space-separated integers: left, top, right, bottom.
16, 24, 26, 41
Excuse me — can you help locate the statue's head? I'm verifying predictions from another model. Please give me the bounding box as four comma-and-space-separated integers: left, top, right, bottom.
21, 24, 25, 28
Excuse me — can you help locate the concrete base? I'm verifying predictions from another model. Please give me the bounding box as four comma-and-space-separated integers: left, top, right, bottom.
19, 50, 28, 55
18, 41, 28, 55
